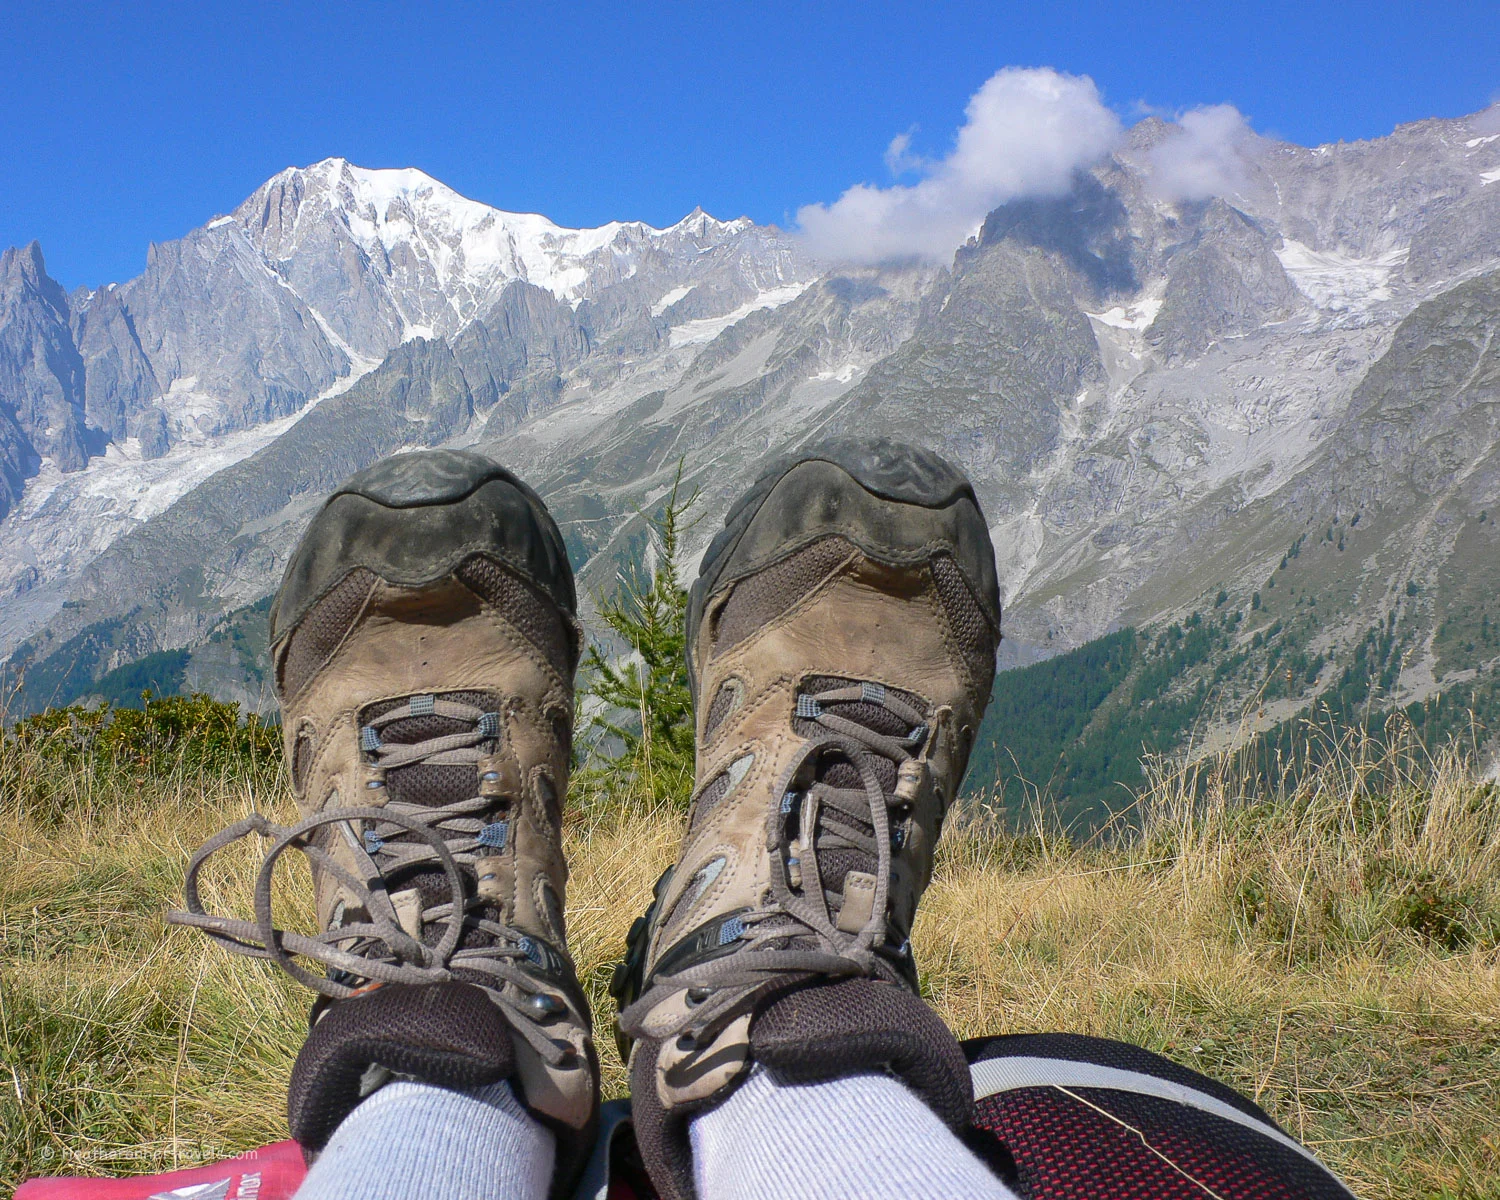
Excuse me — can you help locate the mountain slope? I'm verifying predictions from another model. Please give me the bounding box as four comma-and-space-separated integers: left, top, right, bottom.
7, 114, 1500, 795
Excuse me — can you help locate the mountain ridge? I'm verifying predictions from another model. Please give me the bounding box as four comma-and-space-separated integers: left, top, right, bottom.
6, 111, 1500, 791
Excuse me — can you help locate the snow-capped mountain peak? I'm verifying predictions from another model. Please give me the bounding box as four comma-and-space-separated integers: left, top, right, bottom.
237, 157, 746, 309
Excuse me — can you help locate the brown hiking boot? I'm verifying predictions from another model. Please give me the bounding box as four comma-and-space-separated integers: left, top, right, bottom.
611, 438, 1001, 1198
170, 450, 597, 1191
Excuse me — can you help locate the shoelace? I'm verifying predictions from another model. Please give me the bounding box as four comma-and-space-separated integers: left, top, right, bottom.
167, 698, 573, 1067
619, 680, 930, 1049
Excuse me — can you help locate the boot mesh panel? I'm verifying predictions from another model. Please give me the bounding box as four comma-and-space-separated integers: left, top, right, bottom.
712, 537, 853, 653
279, 568, 377, 701
702, 681, 737, 739
363, 692, 496, 808
793, 674, 925, 793
931, 554, 997, 690
688, 770, 733, 831
456, 555, 575, 675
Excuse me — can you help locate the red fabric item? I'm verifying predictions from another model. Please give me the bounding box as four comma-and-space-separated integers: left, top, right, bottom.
962, 1033, 1352, 1199
15, 1140, 306, 1200
973, 1088, 1342, 1198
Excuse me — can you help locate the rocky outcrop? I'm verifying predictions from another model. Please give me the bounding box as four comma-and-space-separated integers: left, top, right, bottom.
0, 243, 88, 510
71, 282, 159, 442
822, 199, 1109, 522
117, 223, 351, 433
1149, 201, 1298, 360
133, 406, 170, 459
1333, 269, 1500, 506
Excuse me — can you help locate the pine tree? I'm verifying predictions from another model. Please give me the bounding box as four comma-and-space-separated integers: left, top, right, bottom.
579, 464, 697, 809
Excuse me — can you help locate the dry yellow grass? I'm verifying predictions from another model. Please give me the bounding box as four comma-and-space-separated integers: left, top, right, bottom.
3, 729, 1499, 1197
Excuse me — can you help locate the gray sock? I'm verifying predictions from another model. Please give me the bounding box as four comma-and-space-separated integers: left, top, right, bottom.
690, 1066, 1019, 1199
294, 1079, 554, 1200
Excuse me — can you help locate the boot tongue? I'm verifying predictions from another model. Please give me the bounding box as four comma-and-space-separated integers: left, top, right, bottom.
791, 676, 926, 901
366, 690, 499, 808
360, 691, 505, 949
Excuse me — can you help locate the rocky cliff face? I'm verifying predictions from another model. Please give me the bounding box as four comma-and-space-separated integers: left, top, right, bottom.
6, 115, 1500, 748
0, 244, 89, 502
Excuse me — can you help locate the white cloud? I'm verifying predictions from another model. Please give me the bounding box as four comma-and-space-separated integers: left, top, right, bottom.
796, 67, 1122, 265
1147, 104, 1259, 202
883, 129, 927, 177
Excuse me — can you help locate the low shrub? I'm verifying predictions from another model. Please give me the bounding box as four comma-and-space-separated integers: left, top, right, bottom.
1, 692, 281, 819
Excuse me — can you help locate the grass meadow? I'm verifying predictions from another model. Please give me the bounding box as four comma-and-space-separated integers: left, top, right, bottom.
2, 710, 1498, 1198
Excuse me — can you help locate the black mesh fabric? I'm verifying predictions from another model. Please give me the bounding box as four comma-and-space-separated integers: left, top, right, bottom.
972, 1089, 1351, 1198
356, 691, 512, 955
457, 554, 577, 675
702, 681, 738, 740
279, 568, 377, 701
789, 675, 928, 895
932, 552, 999, 690
688, 770, 733, 830
625, 1036, 701, 1200
752, 978, 974, 1129
964, 1034, 1354, 1198
363, 690, 498, 809
288, 980, 515, 1153
627, 978, 974, 1200
711, 537, 852, 652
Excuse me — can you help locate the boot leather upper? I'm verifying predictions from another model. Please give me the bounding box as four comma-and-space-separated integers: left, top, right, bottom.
623, 451, 1000, 1111
270, 455, 596, 1134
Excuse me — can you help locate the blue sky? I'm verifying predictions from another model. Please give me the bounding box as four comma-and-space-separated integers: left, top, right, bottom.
3, 0, 1497, 289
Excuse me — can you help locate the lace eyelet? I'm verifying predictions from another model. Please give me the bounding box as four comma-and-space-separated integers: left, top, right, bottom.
526, 993, 566, 1018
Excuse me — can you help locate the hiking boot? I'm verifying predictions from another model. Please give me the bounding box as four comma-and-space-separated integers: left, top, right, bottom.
170, 450, 597, 1191
611, 438, 1001, 1198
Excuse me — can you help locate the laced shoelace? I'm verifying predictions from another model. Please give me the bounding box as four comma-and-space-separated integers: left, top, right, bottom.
619, 680, 930, 1049
167, 697, 573, 1067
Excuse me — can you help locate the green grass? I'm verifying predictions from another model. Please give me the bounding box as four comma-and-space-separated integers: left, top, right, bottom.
3, 702, 1499, 1197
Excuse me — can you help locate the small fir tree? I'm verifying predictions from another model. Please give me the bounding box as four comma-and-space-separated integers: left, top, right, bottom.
580, 465, 697, 808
